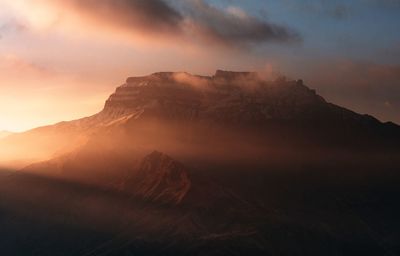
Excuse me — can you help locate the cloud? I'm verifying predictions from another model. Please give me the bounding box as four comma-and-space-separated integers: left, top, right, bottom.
181, 0, 301, 46
172, 72, 210, 91
57, 0, 184, 35
11, 0, 300, 48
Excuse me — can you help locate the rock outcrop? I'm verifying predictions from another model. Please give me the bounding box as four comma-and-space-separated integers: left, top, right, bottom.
127, 151, 191, 205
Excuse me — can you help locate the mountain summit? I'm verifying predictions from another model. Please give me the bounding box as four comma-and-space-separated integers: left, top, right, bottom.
102, 70, 323, 122
101, 70, 385, 126
98, 71, 399, 148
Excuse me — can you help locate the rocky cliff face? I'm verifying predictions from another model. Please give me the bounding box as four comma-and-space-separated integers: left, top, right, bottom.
126, 151, 191, 205
100, 70, 329, 123
99, 70, 389, 128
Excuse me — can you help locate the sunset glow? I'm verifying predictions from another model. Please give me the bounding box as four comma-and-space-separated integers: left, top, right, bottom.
1, 2, 400, 255
0, 0, 399, 131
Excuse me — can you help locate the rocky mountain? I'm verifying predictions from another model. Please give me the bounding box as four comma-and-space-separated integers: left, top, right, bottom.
124, 151, 191, 205
93, 70, 400, 151
1, 70, 399, 169
102, 70, 384, 125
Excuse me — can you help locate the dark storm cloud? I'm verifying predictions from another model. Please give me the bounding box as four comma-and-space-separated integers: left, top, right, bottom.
53, 0, 301, 46
182, 0, 301, 45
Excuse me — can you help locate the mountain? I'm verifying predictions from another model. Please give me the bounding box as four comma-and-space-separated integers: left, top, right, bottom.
2, 71, 400, 255
124, 151, 191, 205
103, 70, 397, 128
103, 70, 395, 132
18, 70, 400, 203
1, 70, 399, 169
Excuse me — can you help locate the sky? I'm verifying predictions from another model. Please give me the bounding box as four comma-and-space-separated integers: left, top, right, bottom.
0, 0, 399, 132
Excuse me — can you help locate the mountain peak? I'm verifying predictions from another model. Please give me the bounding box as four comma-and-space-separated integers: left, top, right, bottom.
127, 151, 191, 205
214, 70, 259, 80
